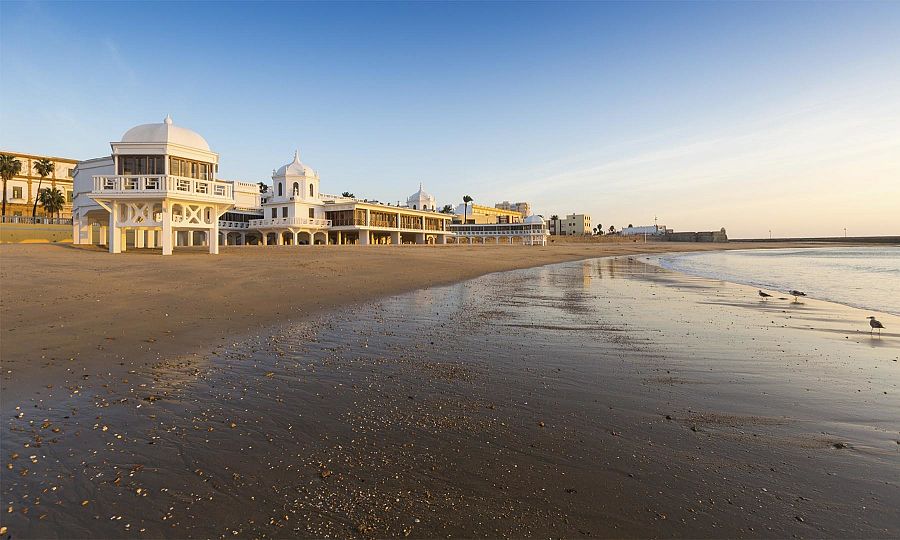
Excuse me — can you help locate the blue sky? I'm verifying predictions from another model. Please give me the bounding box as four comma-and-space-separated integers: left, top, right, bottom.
2, 1, 898, 237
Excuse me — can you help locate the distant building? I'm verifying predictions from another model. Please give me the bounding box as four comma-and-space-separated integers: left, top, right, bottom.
453, 202, 524, 224
662, 228, 728, 242
450, 214, 549, 246
0, 150, 79, 219
407, 183, 437, 211
495, 200, 530, 216
621, 224, 669, 236
547, 213, 591, 235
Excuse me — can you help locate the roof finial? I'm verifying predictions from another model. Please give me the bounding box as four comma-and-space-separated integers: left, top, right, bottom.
164, 114, 173, 125
294, 148, 300, 162
419, 182, 423, 191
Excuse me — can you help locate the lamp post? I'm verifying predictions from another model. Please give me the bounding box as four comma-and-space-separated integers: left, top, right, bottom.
769, 229, 772, 240
843, 227, 847, 238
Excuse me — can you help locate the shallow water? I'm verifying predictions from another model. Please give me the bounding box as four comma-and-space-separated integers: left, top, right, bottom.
655, 246, 900, 315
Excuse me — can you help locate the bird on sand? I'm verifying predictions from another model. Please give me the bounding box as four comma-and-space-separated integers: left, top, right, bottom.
789, 290, 807, 301
867, 316, 885, 335
758, 290, 772, 300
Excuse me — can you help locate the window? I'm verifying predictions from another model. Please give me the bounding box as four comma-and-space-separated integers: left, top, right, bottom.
67, 191, 73, 202
120, 155, 164, 175
281, 207, 287, 218
271, 208, 277, 218
277, 183, 283, 196
67, 168, 75, 177
309, 183, 314, 197
308, 208, 315, 219
293, 182, 299, 196
12, 186, 22, 199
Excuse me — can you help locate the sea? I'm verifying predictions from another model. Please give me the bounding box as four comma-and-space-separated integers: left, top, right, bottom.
654, 246, 900, 316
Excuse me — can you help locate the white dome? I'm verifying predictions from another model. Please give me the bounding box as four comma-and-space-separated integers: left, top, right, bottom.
120, 115, 210, 151
524, 214, 545, 225
275, 150, 316, 177
409, 183, 433, 201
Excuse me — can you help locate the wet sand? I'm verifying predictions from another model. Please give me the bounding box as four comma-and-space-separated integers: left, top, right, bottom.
2, 246, 899, 538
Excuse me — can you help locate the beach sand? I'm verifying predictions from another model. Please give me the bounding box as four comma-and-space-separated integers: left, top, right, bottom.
1, 243, 897, 538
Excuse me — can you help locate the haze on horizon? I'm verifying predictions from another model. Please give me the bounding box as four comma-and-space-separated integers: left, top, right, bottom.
1, 1, 898, 239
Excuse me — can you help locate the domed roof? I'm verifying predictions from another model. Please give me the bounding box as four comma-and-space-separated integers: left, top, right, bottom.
120, 115, 210, 151
524, 214, 545, 225
409, 182, 434, 201
275, 149, 316, 177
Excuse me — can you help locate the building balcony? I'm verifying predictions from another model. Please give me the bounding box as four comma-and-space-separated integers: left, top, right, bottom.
219, 220, 251, 229
91, 175, 233, 202
249, 217, 331, 228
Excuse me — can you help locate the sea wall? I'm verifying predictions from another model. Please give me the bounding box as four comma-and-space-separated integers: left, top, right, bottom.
0, 223, 72, 243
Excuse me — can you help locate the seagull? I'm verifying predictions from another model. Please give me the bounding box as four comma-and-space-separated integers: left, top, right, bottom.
789, 290, 807, 301
867, 316, 885, 335
758, 290, 772, 300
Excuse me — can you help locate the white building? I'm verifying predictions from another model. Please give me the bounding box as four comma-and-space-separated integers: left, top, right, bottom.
71, 117, 454, 253
495, 201, 531, 216
72, 115, 234, 255
449, 214, 549, 245
620, 224, 667, 236
407, 184, 436, 211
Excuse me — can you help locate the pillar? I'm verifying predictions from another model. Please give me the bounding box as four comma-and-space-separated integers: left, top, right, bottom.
391, 231, 401, 245
276, 231, 283, 245
359, 230, 370, 245
241, 232, 246, 245
120, 229, 127, 252
136, 229, 145, 248
495, 237, 500, 244
72, 215, 81, 244
337, 231, 342, 245
161, 202, 173, 255
210, 219, 219, 255
262, 232, 268, 246
187, 230, 194, 247
438, 234, 447, 245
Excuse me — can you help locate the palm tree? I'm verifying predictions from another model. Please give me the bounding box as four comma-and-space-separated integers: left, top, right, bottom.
627, 223, 633, 228
440, 204, 453, 214
341, 191, 355, 198
257, 182, 269, 193
608, 225, 616, 234
0, 154, 23, 218
32, 158, 54, 218
462, 195, 473, 224
39, 187, 66, 220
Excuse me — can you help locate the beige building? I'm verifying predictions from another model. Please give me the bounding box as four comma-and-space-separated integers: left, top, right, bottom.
453, 202, 524, 224
495, 200, 531, 216
548, 213, 592, 235
0, 151, 79, 218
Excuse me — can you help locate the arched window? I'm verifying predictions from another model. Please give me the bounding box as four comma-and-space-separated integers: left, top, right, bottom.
277, 183, 283, 197
412, 204, 417, 210
309, 183, 314, 197
293, 182, 300, 196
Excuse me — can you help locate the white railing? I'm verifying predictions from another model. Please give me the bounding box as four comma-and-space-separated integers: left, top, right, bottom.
319, 193, 357, 201
249, 217, 331, 228
219, 220, 250, 229
0, 216, 73, 225
92, 175, 233, 200
448, 226, 549, 236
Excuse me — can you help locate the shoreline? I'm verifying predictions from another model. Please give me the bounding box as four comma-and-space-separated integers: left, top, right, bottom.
0, 240, 837, 402
2, 253, 897, 538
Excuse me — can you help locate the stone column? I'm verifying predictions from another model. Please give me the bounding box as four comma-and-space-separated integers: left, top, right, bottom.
391, 231, 401, 245
187, 230, 194, 247
135, 229, 145, 248
359, 230, 370, 245
161, 201, 173, 255
209, 217, 219, 255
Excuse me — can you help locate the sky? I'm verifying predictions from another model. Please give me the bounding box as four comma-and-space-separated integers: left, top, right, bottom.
1, 1, 898, 238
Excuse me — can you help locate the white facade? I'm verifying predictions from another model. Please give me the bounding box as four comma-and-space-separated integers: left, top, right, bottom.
407, 184, 436, 211
449, 213, 549, 246
72, 115, 232, 255
621, 225, 665, 236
